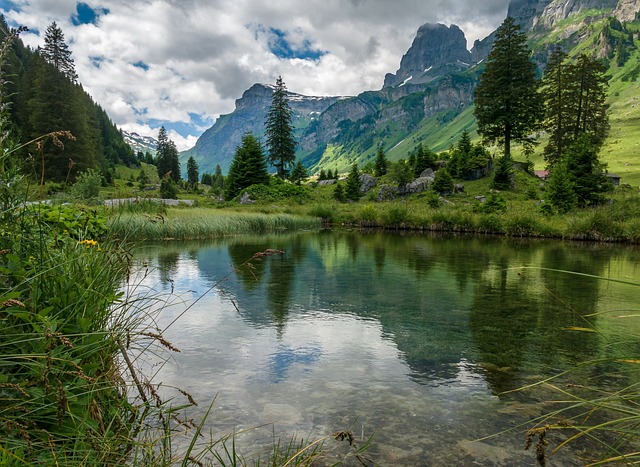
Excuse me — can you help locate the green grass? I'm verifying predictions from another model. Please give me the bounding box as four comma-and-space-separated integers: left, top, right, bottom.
108, 208, 321, 240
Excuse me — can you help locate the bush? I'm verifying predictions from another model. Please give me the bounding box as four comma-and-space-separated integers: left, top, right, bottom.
71, 169, 102, 199
160, 177, 179, 199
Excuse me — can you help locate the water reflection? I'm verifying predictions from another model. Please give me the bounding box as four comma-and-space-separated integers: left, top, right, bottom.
131, 232, 640, 465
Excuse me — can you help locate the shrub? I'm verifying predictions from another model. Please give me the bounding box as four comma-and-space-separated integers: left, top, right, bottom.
382, 204, 410, 227
71, 168, 102, 199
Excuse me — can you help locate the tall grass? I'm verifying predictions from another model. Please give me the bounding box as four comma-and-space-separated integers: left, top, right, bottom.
108, 208, 322, 240
504, 270, 640, 466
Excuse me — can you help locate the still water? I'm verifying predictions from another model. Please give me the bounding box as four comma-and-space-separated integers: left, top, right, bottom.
127, 231, 640, 465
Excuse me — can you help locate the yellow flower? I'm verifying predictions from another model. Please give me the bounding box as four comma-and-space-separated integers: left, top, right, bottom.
78, 239, 98, 248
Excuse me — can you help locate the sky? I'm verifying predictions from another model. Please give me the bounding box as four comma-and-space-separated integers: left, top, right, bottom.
0, 0, 511, 150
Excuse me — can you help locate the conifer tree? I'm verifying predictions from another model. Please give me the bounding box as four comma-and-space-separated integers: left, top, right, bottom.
289, 159, 308, 185
187, 156, 199, 189
565, 54, 610, 149
432, 167, 454, 194
265, 76, 296, 178
40, 22, 77, 81
225, 132, 269, 199
541, 47, 570, 167
474, 17, 543, 158
374, 145, 388, 177
546, 161, 577, 213
344, 163, 361, 201
155, 126, 180, 182
491, 154, 515, 190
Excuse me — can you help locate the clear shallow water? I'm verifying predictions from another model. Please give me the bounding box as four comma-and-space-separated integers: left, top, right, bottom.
126, 231, 640, 465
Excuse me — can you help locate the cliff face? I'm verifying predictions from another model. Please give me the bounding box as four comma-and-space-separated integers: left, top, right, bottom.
183, 84, 341, 173
533, 0, 618, 28
383, 23, 472, 88
614, 0, 640, 21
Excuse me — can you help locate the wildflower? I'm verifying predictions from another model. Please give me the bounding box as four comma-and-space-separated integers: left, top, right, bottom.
78, 239, 98, 248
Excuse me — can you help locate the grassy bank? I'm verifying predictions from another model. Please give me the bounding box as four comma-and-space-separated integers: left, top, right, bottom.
107, 206, 322, 240
103, 190, 640, 243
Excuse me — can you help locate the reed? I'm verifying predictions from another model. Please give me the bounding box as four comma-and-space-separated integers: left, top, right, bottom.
108, 208, 322, 240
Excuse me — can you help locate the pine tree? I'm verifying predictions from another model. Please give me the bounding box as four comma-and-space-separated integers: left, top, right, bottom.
289, 159, 308, 185
546, 161, 577, 213
155, 126, 180, 182
564, 135, 611, 206
432, 168, 454, 194
491, 154, 515, 190
374, 145, 388, 177
40, 22, 77, 81
344, 163, 361, 201
265, 76, 296, 178
474, 17, 543, 158
565, 54, 610, 150
225, 132, 269, 199
541, 47, 570, 167
187, 156, 199, 189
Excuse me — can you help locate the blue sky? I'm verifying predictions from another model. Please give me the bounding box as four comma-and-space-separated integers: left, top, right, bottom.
2, 0, 510, 150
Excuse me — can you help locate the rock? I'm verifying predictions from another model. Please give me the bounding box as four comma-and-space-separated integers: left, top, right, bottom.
377, 185, 399, 201
454, 184, 465, 193
441, 198, 454, 205
317, 179, 335, 186
238, 192, 255, 204
475, 195, 486, 203
419, 168, 435, 180
457, 440, 512, 466
405, 177, 432, 194
359, 173, 377, 193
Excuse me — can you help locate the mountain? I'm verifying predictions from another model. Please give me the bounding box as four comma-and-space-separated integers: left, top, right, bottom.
122, 131, 158, 154
383, 23, 472, 88
184, 0, 640, 180
181, 84, 343, 174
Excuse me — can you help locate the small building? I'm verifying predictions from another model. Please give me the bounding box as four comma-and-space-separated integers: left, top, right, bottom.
606, 173, 622, 186
534, 170, 549, 181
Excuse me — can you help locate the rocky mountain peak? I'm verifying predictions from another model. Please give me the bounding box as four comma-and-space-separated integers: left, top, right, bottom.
614, 0, 640, 22
383, 23, 472, 89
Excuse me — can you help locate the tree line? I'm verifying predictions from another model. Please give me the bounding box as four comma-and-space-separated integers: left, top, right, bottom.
1, 18, 136, 184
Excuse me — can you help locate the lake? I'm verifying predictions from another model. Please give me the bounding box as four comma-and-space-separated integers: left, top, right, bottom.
125, 231, 640, 465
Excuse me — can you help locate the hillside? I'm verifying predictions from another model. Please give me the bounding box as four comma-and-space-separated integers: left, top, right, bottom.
183, 0, 640, 185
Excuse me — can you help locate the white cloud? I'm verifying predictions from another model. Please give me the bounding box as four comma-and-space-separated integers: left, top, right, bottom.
2, 0, 510, 149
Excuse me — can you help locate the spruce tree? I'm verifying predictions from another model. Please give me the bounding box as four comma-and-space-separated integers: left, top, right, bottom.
566, 54, 610, 149
374, 146, 388, 177
344, 163, 361, 201
546, 161, 577, 213
432, 168, 454, 194
225, 132, 269, 200
40, 22, 77, 81
265, 76, 296, 178
155, 126, 180, 182
564, 135, 611, 207
491, 154, 515, 190
541, 47, 570, 167
289, 159, 308, 185
187, 156, 199, 189
474, 17, 543, 158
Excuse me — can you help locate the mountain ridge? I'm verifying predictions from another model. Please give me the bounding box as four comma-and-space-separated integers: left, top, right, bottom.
180, 0, 640, 178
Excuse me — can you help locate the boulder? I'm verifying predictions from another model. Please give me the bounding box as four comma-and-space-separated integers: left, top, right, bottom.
454, 184, 465, 193
239, 192, 255, 204
359, 173, 377, 193
317, 179, 336, 186
377, 185, 399, 201
419, 168, 435, 181
405, 177, 432, 194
